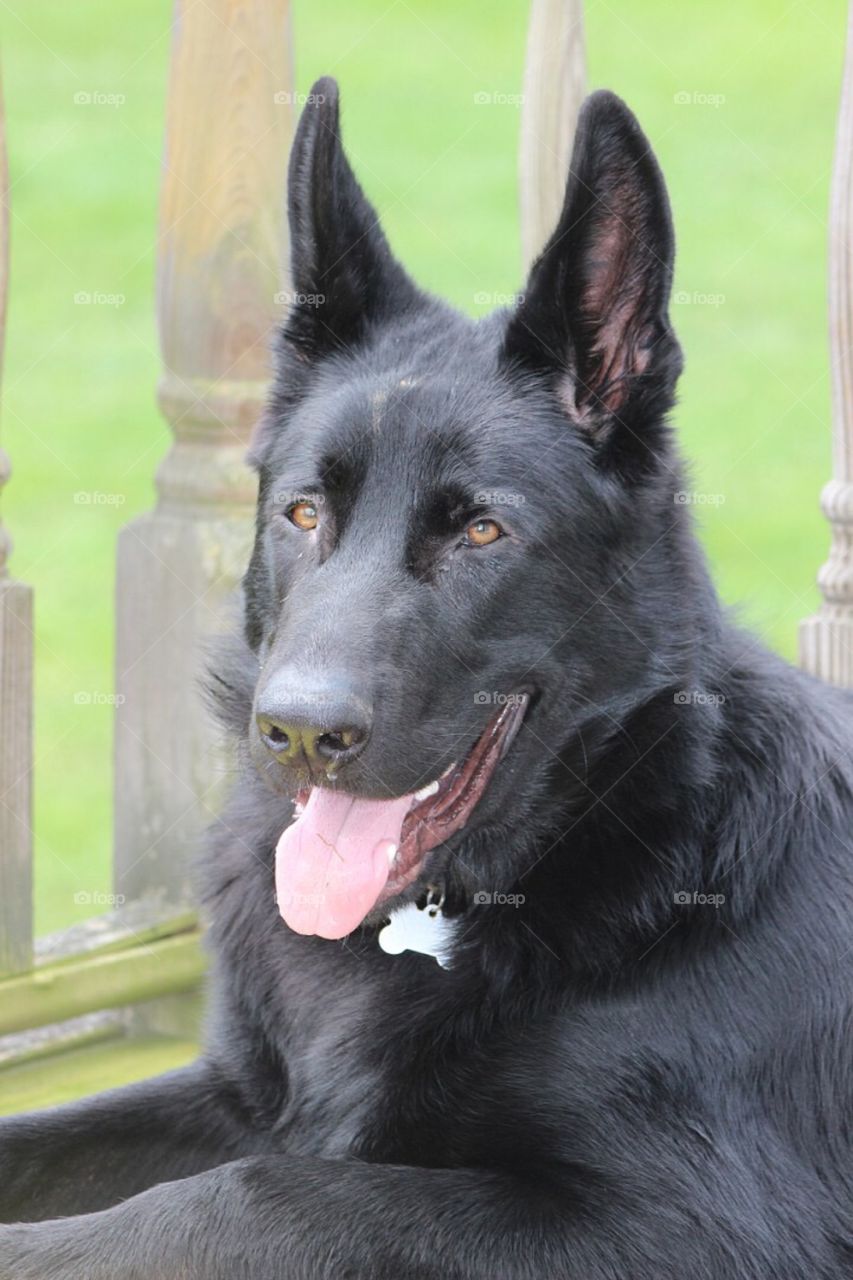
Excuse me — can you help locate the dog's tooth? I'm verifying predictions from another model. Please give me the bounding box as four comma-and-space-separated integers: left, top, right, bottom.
415, 780, 440, 801
386, 844, 398, 866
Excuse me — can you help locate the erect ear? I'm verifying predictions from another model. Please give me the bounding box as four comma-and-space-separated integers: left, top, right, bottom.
282, 76, 422, 362
502, 90, 682, 475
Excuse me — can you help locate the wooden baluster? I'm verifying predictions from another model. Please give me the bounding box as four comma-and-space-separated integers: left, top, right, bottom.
801, 2, 853, 685
114, 0, 293, 906
0, 72, 34, 975
518, 0, 586, 272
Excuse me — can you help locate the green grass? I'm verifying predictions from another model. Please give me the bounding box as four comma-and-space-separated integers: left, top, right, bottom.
0, 0, 842, 934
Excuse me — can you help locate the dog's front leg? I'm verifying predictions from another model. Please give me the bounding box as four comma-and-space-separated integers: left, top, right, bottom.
0, 1153, 587, 1280
0, 1059, 268, 1222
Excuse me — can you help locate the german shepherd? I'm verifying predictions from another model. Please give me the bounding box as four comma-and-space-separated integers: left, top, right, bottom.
2, 78, 852, 1279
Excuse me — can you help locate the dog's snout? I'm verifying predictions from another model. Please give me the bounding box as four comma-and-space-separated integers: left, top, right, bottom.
255, 672, 371, 771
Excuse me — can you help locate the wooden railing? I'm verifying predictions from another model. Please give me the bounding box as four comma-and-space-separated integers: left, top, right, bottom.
800, 3, 853, 683
0, 0, 849, 1056
113, 0, 293, 913
0, 0, 297, 1047
519, 0, 585, 270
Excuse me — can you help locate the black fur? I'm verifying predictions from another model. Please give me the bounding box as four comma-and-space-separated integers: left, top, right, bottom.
1, 79, 852, 1279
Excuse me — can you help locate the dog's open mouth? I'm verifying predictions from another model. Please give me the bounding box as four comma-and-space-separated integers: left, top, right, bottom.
274, 694, 529, 940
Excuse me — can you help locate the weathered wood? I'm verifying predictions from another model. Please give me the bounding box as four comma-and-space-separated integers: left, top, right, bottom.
0, 930, 206, 1036
0, 69, 34, 977
33, 900, 204, 1042
0, 1033, 198, 1118
800, 0, 853, 685
0, 1011, 123, 1071
0, 904, 199, 1052
35, 899, 197, 967
518, 0, 586, 271
114, 0, 293, 904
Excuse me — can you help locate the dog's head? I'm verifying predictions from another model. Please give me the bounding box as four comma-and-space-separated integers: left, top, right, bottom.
233, 77, 700, 939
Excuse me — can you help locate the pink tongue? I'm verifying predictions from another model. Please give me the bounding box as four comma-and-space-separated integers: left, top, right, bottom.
275, 787, 416, 939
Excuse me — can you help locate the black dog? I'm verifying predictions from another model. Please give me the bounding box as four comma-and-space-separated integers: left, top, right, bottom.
2, 77, 852, 1279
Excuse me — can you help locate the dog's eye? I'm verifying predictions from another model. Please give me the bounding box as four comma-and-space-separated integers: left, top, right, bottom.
464, 518, 503, 548
287, 500, 319, 531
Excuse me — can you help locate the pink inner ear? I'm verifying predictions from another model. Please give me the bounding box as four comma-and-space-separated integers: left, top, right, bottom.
557, 369, 622, 440
584, 215, 627, 317
563, 303, 653, 427
577, 190, 655, 416
590, 303, 653, 414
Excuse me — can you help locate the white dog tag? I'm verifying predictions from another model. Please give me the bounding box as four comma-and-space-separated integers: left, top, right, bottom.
378, 896, 455, 969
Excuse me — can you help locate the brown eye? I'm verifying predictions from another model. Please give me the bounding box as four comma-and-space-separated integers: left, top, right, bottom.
288, 500, 319, 531
465, 518, 503, 547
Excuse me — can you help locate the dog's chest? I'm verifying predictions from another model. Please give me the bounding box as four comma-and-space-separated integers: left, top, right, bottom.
272, 966, 385, 1157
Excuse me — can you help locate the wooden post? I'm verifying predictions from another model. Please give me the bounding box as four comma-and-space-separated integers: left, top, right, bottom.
518, 0, 586, 272
0, 72, 34, 975
114, 0, 293, 905
800, 1, 853, 685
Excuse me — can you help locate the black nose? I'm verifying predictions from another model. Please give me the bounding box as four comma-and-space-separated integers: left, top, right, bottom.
255, 673, 371, 771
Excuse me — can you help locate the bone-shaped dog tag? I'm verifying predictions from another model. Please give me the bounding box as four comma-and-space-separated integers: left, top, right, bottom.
378, 900, 455, 969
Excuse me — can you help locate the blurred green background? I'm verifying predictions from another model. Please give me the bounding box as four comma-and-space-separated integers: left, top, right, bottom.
1, 0, 842, 934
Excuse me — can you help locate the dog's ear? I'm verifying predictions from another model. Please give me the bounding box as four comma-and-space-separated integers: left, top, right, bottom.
502, 91, 682, 476
282, 77, 421, 362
